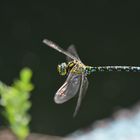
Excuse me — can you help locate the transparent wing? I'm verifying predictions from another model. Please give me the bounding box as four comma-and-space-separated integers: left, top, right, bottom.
54, 71, 82, 104
67, 45, 80, 62
81, 77, 89, 99
43, 39, 80, 61
73, 74, 89, 117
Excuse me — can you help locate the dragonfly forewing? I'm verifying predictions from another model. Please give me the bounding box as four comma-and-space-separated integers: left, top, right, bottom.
67, 45, 80, 62
43, 39, 80, 62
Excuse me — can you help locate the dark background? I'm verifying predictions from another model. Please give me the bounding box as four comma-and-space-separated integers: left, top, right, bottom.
0, 0, 140, 136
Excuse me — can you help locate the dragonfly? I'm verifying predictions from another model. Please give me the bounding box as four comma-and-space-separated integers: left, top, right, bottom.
43, 39, 140, 117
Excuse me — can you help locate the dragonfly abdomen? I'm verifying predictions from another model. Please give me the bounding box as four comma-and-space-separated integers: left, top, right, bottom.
85, 66, 140, 74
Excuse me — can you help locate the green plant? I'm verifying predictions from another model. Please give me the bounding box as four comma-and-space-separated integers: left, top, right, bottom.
0, 68, 34, 140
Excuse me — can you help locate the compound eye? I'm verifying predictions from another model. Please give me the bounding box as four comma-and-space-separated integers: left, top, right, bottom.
57, 63, 67, 76
57, 64, 61, 74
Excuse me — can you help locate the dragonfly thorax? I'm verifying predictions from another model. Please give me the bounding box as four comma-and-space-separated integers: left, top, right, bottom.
57, 61, 85, 76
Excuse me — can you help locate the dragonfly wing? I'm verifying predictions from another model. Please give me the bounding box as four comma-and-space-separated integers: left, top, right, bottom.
54, 71, 81, 104
81, 77, 89, 98
67, 45, 80, 62
73, 74, 89, 117
43, 39, 79, 61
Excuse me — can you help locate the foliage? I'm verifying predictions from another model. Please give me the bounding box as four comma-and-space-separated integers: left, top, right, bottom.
0, 68, 34, 140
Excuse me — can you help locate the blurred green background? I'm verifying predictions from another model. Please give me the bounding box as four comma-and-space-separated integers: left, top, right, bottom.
0, 0, 140, 136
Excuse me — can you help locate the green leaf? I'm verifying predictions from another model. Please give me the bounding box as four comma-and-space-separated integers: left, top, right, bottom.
0, 67, 33, 140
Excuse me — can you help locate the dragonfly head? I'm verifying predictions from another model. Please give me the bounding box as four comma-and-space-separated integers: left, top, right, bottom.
57, 62, 68, 76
